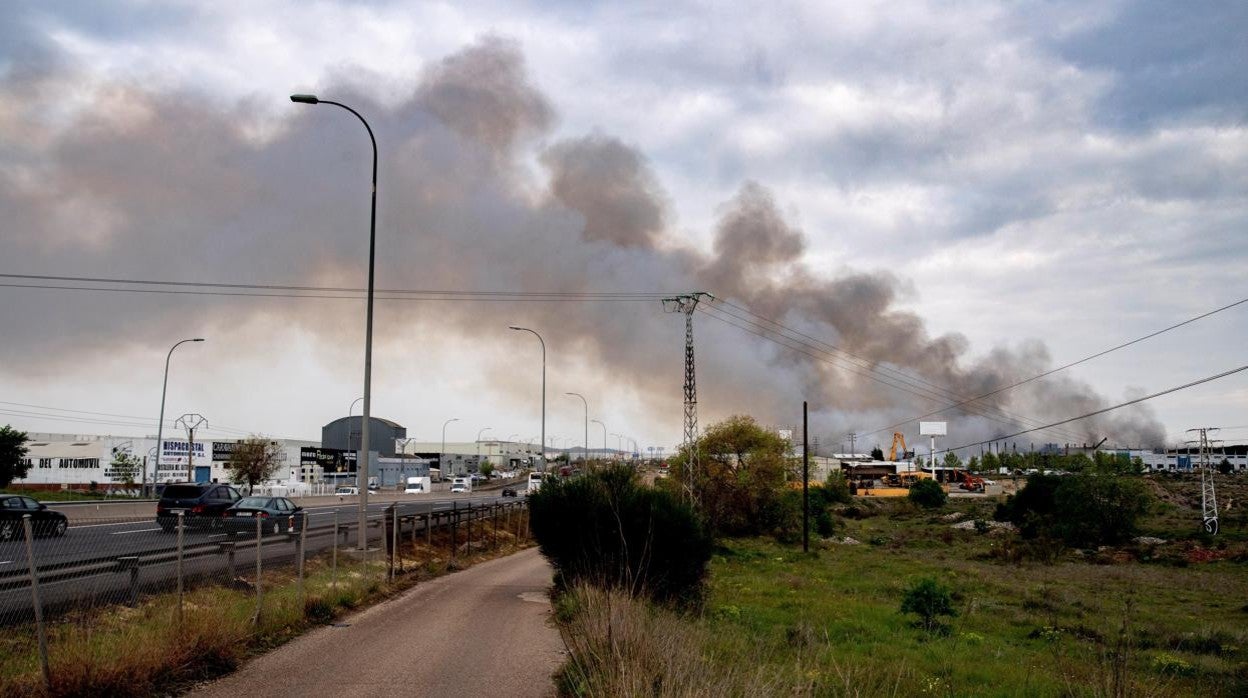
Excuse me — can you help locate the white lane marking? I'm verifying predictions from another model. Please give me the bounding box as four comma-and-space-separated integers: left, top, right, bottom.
72, 520, 154, 529
111, 527, 162, 535
0, 560, 12, 565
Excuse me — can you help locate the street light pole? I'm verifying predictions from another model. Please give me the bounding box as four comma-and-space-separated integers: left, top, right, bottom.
611, 433, 623, 459
508, 326, 546, 472
591, 419, 606, 462
152, 338, 203, 495
290, 93, 378, 550
347, 396, 363, 453
441, 418, 459, 478
566, 393, 588, 466
477, 427, 492, 470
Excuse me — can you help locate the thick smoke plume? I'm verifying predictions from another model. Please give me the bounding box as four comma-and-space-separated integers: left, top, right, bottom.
0, 37, 1166, 448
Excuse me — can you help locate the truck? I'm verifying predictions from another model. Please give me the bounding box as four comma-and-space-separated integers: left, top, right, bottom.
527, 471, 544, 493
450, 476, 472, 494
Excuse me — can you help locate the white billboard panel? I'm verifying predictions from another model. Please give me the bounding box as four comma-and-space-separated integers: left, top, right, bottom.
919, 421, 947, 436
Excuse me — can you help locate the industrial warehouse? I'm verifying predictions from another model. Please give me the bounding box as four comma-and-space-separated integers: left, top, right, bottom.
11, 416, 548, 491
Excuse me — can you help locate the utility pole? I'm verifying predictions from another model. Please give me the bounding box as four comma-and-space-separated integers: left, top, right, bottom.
662, 292, 712, 504
802, 401, 809, 553
174, 414, 206, 482
849, 432, 856, 457
1186, 428, 1220, 535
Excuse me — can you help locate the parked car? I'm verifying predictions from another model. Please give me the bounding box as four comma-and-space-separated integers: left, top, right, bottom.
501, 487, 518, 497
223, 496, 305, 535
0, 495, 68, 541
156, 482, 243, 532
335, 486, 359, 496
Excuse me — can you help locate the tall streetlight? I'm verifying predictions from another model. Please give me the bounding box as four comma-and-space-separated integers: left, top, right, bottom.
611, 433, 623, 459
151, 338, 204, 496
347, 396, 363, 453
508, 326, 546, 471
291, 93, 378, 550
565, 393, 588, 466
441, 418, 459, 478
476, 427, 493, 469
591, 419, 607, 462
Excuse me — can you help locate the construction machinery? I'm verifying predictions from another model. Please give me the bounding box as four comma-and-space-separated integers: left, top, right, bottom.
888, 432, 914, 461
951, 469, 986, 493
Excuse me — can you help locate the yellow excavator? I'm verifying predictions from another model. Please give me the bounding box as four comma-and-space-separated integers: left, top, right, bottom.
884, 432, 927, 487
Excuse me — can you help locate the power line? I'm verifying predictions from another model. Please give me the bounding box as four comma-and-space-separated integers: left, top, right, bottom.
0, 273, 670, 298
0, 283, 668, 303
939, 363, 1248, 452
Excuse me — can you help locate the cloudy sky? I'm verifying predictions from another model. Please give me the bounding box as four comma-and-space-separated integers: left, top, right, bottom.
1, 0, 1245, 455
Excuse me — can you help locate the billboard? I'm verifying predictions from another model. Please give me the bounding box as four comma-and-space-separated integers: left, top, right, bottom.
300, 447, 356, 474
919, 422, 947, 436
158, 440, 211, 466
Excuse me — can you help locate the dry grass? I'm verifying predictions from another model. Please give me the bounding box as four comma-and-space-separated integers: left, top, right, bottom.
555, 583, 780, 697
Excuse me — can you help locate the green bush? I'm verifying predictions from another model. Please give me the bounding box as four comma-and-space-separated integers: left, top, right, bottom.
528, 465, 711, 607
900, 577, 956, 632
767, 489, 835, 543
997, 473, 1150, 547
908, 479, 946, 508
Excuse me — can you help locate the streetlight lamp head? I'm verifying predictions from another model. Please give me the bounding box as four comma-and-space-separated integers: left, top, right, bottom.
508, 325, 523, 331
192, 338, 205, 342
290, 94, 320, 104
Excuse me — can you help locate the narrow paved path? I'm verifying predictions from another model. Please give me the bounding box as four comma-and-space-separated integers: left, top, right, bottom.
191, 547, 563, 698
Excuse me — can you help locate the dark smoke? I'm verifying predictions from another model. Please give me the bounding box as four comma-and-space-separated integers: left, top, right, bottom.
0, 36, 1166, 448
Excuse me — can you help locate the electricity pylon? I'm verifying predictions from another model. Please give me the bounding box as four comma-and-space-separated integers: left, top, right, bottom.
175, 413, 207, 482
1186, 427, 1220, 535
662, 292, 712, 503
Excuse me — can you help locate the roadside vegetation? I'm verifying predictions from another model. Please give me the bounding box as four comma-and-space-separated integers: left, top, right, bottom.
0, 514, 533, 696
533, 415, 1248, 697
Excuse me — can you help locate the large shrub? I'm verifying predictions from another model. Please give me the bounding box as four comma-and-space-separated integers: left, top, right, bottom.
908, 478, 946, 508
528, 466, 711, 606
900, 577, 956, 632
996, 473, 1150, 546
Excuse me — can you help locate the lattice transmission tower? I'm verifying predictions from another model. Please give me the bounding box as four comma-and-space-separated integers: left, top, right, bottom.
1186, 427, 1220, 535
662, 292, 712, 503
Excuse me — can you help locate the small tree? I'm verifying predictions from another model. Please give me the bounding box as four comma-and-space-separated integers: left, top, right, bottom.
942, 451, 963, 469
901, 577, 957, 632
480, 461, 495, 478
109, 450, 142, 490
908, 478, 946, 508
0, 425, 31, 489
1217, 459, 1233, 475
870, 446, 884, 461
225, 437, 284, 493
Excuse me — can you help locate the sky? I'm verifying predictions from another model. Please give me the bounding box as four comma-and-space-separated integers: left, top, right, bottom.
1, 0, 1246, 455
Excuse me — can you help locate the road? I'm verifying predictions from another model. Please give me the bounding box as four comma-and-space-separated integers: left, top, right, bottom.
191, 546, 563, 698
0, 492, 520, 622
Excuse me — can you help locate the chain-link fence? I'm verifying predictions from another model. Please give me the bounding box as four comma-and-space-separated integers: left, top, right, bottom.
0, 497, 530, 693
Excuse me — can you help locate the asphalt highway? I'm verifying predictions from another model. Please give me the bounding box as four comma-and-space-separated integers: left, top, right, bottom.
0, 492, 521, 623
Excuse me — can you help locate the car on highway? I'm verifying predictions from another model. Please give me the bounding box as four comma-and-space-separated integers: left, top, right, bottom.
222, 496, 305, 535
0, 495, 69, 541
501, 487, 518, 497
335, 486, 359, 496
156, 482, 243, 532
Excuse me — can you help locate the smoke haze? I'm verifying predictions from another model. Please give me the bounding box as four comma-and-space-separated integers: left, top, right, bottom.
0, 36, 1166, 449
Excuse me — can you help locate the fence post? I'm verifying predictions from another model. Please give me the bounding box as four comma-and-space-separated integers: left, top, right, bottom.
466, 502, 473, 555
390, 506, 398, 581
176, 511, 185, 625
297, 510, 307, 607
492, 503, 498, 549
331, 510, 338, 591
450, 501, 457, 561
22, 515, 50, 692
253, 514, 263, 624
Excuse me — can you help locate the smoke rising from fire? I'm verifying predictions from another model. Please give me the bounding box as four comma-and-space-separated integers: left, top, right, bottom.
0, 37, 1166, 448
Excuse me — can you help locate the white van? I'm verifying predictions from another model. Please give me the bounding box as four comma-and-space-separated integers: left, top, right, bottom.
527, 472, 544, 493
450, 476, 472, 494
404, 476, 430, 494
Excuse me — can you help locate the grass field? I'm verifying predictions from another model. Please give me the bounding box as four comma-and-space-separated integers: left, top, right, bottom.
1, 488, 144, 502
557, 475, 1248, 697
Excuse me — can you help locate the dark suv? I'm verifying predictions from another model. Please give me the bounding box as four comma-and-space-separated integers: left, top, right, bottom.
156, 482, 243, 532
